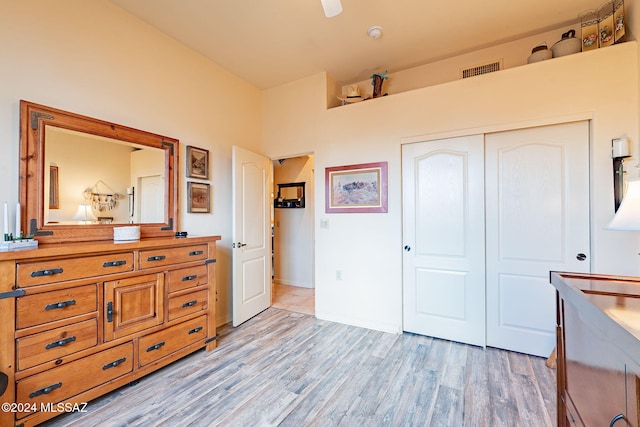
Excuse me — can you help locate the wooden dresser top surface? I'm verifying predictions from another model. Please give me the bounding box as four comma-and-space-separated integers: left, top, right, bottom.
0, 235, 221, 262
551, 271, 640, 362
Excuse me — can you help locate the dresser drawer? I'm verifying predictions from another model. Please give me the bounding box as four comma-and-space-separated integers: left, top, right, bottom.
138, 315, 207, 367
168, 288, 208, 321
16, 284, 98, 329
16, 342, 133, 418
17, 319, 98, 371
167, 265, 208, 293
139, 244, 207, 269
17, 252, 134, 287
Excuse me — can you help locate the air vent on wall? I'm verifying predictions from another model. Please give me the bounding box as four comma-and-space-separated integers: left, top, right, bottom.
460, 59, 503, 79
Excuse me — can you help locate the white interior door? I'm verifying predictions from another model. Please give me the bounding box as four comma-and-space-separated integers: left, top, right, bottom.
402, 135, 486, 347
232, 146, 272, 326
138, 175, 163, 223
485, 121, 590, 357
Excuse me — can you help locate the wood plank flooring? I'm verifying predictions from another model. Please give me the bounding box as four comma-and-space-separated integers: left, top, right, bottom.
43, 308, 556, 427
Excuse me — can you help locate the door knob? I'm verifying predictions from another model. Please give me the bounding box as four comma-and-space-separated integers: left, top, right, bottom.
576, 253, 587, 261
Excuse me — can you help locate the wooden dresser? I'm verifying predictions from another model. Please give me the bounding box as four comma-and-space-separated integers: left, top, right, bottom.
551, 271, 640, 427
0, 235, 220, 427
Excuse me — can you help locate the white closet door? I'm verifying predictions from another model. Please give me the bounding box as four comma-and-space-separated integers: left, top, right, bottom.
402, 135, 486, 347
485, 121, 590, 357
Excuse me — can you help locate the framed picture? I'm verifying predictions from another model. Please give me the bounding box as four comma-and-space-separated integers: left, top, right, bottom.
325, 161, 388, 213
188, 182, 211, 213
186, 145, 209, 179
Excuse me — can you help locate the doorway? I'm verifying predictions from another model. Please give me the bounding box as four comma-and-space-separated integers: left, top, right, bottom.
272, 155, 315, 315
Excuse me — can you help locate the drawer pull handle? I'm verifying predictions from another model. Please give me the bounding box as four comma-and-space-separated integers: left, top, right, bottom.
102, 357, 127, 370
147, 255, 166, 262
106, 301, 114, 323
189, 250, 204, 256
29, 382, 62, 398
182, 274, 197, 281
146, 341, 165, 352
188, 326, 203, 334
182, 300, 198, 308
31, 268, 63, 278
45, 336, 76, 350
610, 414, 625, 427
45, 299, 76, 311
103, 260, 127, 268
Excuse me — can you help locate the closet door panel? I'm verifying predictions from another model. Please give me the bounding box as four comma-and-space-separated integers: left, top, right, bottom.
485, 121, 590, 357
402, 135, 486, 347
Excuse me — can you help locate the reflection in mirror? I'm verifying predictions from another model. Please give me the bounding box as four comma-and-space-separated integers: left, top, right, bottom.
20, 100, 177, 243
44, 127, 166, 225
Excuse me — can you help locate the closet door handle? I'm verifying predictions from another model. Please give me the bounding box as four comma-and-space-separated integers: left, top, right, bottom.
576, 253, 587, 261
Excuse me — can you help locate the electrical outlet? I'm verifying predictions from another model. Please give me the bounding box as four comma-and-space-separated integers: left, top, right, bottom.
320, 219, 329, 229
336, 270, 342, 280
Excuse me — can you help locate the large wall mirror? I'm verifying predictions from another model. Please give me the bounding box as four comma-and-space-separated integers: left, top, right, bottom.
20, 100, 178, 243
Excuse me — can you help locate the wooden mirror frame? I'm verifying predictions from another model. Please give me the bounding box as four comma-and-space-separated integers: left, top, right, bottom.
19, 100, 178, 243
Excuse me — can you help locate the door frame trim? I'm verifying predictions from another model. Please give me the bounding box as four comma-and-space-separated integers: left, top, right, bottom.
400, 112, 594, 146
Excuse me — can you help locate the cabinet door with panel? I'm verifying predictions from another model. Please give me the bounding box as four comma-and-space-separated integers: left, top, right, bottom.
104, 274, 164, 341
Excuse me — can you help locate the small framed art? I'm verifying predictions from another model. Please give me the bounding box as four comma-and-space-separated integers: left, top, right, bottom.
188, 182, 211, 213
186, 145, 209, 179
325, 161, 388, 213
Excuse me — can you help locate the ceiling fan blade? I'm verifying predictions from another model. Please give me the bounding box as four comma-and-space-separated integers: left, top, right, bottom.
321, 0, 343, 17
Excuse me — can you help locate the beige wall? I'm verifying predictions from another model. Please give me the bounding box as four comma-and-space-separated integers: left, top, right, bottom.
0, 1, 262, 326
262, 43, 639, 333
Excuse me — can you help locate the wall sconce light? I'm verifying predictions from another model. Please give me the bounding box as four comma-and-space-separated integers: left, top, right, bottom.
606, 178, 640, 230
612, 137, 631, 212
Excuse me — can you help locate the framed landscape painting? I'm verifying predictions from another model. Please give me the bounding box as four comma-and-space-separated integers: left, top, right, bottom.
186, 145, 209, 179
188, 182, 211, 213
325, 161, 388, 213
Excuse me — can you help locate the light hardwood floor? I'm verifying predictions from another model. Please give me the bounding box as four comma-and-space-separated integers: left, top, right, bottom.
271, 283, 315, 315
43, 308, 556, 427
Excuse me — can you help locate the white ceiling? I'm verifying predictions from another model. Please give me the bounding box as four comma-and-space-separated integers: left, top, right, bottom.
109, 0, 599, 89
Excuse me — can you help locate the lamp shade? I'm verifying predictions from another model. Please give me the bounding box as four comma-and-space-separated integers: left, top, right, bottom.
606, 179, 640, 230
321, 0, 342, 17
72, 203, 97, 222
